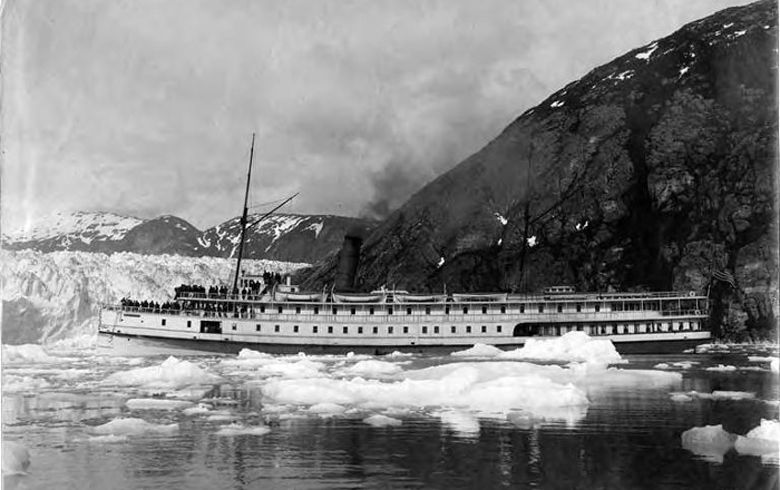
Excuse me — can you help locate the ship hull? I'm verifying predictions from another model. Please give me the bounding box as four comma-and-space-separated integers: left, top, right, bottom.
98, 330, 710, 357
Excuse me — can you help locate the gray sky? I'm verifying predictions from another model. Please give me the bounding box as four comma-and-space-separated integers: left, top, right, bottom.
2, 0, 751, 232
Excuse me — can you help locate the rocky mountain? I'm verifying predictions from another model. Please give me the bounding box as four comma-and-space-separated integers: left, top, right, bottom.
3, 211, 377, 264
303, 0, 778, 340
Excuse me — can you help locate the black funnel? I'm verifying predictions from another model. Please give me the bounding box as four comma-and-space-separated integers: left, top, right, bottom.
334, 234, 362, 292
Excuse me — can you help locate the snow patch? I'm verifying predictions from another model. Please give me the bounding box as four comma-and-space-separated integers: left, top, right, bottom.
526, 235, 537, 247
635, 42, 658, 60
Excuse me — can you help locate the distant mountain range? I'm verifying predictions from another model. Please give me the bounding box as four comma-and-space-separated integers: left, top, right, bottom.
2, 211, 377, 264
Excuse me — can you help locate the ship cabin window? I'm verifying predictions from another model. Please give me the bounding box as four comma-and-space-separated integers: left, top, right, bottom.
350, 307, 356, 315
466, 325, 472, 333
274, 325, 280, 332
369, 307, 374, 315
314, 307, 319, 314
295, 306, 301, 314
678, 322, 684, 331
313, 326, 318, 333
373, 326, 378, 334
500, 306, 506, 314
388, 307, 394, 315
576, 304, 582, 313
497, 325, 502, 333
557, 304, 562, 313
403, 326, 409, 334
425, 307, 431, 315
520, 304, 525, 313
260, 306, 265, 313
343, 326, 348, 334
358, 326, 363, 334
407, 307, 412, 315
451, 326, 456, 333
278, 306, 283, 314
538, 304, 544, 313
331, 307, 337, 315
328, 326, 334, 334
388, 326, 394, 334
482, 306, 487, 314
187, 320, 191, 328
161, 319, 166, 326
577, 325, 583, 332
445, 306, 450, 315
463, 306, 469, 314
294, 325, 299, 333
434, 326, 440, 334
481, 325, 487, 333
256, 324, 261, 331
422, 326, 428, 334
232, 324, 237, 331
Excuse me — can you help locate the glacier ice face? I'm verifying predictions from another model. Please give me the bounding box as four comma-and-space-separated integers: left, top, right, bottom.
1, 249, 308, 344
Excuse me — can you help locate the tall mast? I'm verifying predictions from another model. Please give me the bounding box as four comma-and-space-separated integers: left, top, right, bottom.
232, 133, 255, 293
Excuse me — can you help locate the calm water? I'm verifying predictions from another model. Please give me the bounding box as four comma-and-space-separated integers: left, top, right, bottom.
3, 343, 778, 490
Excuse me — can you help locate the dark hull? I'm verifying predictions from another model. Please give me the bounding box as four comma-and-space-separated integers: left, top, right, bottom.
99, 332, 706, 357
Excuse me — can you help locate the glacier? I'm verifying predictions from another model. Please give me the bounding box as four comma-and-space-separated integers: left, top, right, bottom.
1, 249, 309, 344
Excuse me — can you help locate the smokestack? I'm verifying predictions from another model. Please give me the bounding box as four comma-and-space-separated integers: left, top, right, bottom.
334, 234, 363, 292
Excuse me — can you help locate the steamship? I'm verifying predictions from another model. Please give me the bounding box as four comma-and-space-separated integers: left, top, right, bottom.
97, 136, 711, 356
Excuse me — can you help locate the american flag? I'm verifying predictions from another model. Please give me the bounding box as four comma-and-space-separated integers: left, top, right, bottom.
712, 270, 736, 288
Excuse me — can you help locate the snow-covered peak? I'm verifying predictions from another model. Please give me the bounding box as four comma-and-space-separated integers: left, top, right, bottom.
4, 211, 143, 244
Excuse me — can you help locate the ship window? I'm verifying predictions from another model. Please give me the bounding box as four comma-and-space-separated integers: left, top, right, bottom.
274, 325, 280, 332
314, 306, 319, 314
576, 304, 582, 312
278, 306, 283, 314
369, 307, 374, 315
425, 307, 431, 315
482, 306, 487, 314
538, 304, 544, 313
313, 326, 318, 333
358, 326, 363, 334
451, 326, 456, 333
187, 320, 191, 328
350, 307, 356, 315
463, 306, 469, 314
481, 325, 487, 333
373, 326, 378, 334
256, 324, 261, 332
520, 304, 525, 313
422, 326, 428, 334
260, 306, 265, 313
294, 325, 299, 333
445, 306, 450, 315
595, 304, 600, 312
232, 324, 237, 331
434, 326, 440, 334
388, 307, 393, 315
160, 318, 166, 326
403, 326, 409, 334
557, 304, 563, 313
466, 325, 472, 333
407, 307, 412, 315
328, 326, 333, 334
497, 325, 502, 333
500, 306, 506, 314
577, 325, 583, 331
295, 306, 301, 314
343, 326, 348, 334
388, 326, 394, 334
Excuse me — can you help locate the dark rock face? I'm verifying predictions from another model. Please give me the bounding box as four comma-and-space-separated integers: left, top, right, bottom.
117, 215, 204, 256
303, 0, 778, 339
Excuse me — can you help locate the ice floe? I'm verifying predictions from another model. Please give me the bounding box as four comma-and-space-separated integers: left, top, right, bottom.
2, 344, 58, 364
90, 417, 178, 436
705, 364, 737, 372
215, 423, 271, 436
671, 390, 756, 401
681, 424, 736, 463
498, 332, 622, 365
125, 398, 195, 411
451, 343, 504, 358
363, 414, 402, 427
104, 356, 220, 389
341, 359, 403, 377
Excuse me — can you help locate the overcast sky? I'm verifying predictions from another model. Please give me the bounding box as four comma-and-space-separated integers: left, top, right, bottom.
2, 0, 751, 232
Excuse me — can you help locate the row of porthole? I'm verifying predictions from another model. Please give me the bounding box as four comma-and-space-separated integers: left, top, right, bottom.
251, 324, 504, 335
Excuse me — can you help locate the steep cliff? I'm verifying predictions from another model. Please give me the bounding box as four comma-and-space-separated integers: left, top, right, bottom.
304, 0, 778, 340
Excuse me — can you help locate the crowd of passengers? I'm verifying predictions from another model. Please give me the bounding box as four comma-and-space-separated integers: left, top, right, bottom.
174, 272, 284, 299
